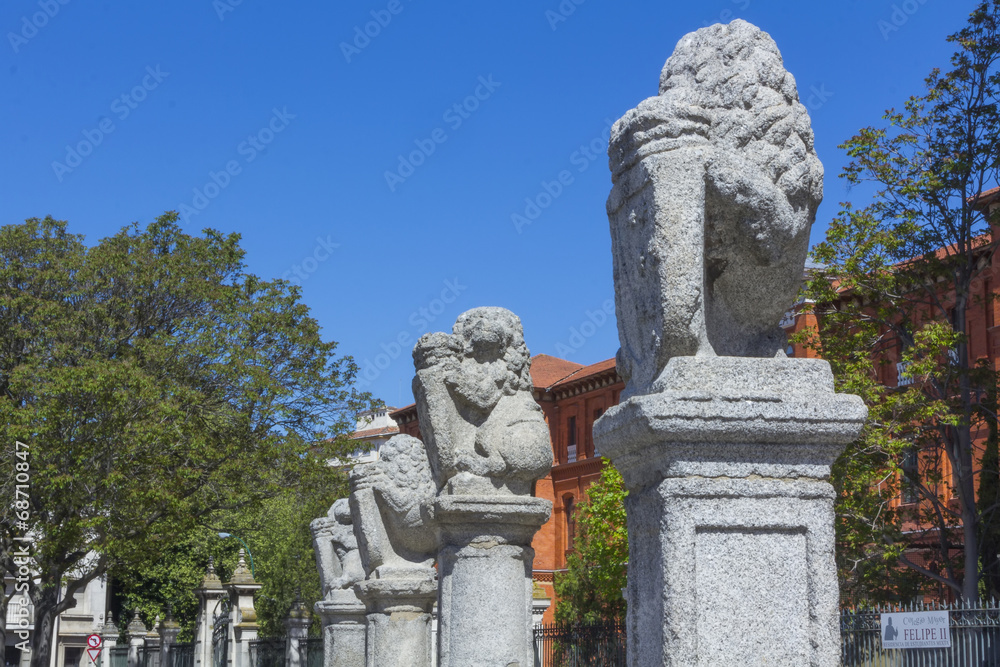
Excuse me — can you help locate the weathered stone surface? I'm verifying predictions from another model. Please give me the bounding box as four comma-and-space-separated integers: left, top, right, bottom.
596, 357, 867, 490
353, 579, 437, 667
607, 19, 824, 399
595, 357, 865, 666
314, 593, 366, 667
310, 499, 365, 598
311, 501, 366, 667
427, 496, 551, 667
597, 21, 866, 666
349, 434, 437, 667
412, 307, 552, 496
349, 434, 437, 578
413, 308, 553, 666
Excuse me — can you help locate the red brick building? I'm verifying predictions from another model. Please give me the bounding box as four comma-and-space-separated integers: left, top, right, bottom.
391, 354, 623, 624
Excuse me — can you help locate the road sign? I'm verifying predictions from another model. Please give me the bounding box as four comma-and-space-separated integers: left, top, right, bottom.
87, 634, 102, 649
87, 648, 101, 663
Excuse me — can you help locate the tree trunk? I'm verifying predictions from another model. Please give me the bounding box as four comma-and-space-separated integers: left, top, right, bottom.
29, 587, 59, 667
977, 380, 1000, 598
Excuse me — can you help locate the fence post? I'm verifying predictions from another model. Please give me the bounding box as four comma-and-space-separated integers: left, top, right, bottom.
159, 610, 181, 667
127, 612, 146, 667
101, 615, 120, 667
195, 559, 228, 667
284, 597, 310, 667
225, 550, 261, 667
145, 615, 161, 667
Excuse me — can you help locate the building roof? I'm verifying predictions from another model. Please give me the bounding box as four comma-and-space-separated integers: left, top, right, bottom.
388, 354, 621, 424
349, 425, 399, 440
529, 354, 585, 387
549, 358, 617, 389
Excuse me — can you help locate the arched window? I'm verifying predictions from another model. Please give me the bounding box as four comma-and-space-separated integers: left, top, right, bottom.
564, 495, 576, 550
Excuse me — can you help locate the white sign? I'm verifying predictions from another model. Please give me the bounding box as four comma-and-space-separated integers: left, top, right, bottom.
881, 610, 951, 649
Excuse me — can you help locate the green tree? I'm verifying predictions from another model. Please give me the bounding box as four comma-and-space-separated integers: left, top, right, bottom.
0, 214, 373, 667
799, 0, 1000, 602
554, 460, 628, 625
111, 465, 350, 640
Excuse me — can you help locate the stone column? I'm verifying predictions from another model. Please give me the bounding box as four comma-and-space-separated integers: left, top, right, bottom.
126, 612, 146, 667
595, 358, 865, 666
145, 616, 161, 663
159, 611, 181, 667
355, 575, 436, 667
347, 435, 439, 667
600, 18, 866, 667
100, 616, 119, 667
284, 598, 310, 667
194, 560, 227, 667
411, 307, 554, 667
225, 551, 261, 667
426, 496, 550, 667
314, 593, 366, 667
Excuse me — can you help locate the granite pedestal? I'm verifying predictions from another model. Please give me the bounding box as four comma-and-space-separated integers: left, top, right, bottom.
314, 592, 366, 667
355, 575, 436, 667
426, 495, 551, 667
594, 357, 866, 667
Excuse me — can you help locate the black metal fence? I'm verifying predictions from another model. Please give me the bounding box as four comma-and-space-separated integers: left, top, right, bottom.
168, 643, 195, 667
841, 599, 1000, 666
137, 646, 160, 667
108, 646, 129, 667
299, 638, 323, 667
248, 638, 286, 667
533, 622, 627, 667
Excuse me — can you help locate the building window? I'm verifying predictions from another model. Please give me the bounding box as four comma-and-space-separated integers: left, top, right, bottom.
897, 361, 913, 387
567, 416, 577, 463
592, 409, 604, 456
901, 449, 919, 504
564, 495, 576, 550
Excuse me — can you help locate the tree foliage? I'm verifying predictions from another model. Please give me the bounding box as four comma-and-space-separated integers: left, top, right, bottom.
554, 461, 628, 625
0, 214, 373, 666
798, 1, 1000, 602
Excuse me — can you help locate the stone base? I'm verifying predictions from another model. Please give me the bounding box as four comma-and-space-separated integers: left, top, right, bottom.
315, 592, 366, 667
425, 495, 551, 667
355, 576, 436, 667
594, 357, 867, 667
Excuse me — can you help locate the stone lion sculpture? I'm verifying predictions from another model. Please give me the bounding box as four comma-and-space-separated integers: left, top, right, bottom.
607, 19, 823, 398
349, 434, 437, 578
412, 307, 552, 496
310, 498, 365, 597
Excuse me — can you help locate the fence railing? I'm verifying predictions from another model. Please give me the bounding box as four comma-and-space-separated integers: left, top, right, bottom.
841, 599, 1000, 666
168, 643, 195, 667
247, 638, 286, 667
109, 646, 129, 667
533, 622, 626, 667
137, 646, 160, 667
298, 638, 323, 667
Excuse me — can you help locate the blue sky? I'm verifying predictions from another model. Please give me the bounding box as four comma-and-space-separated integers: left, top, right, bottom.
0, 0, 976, 408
